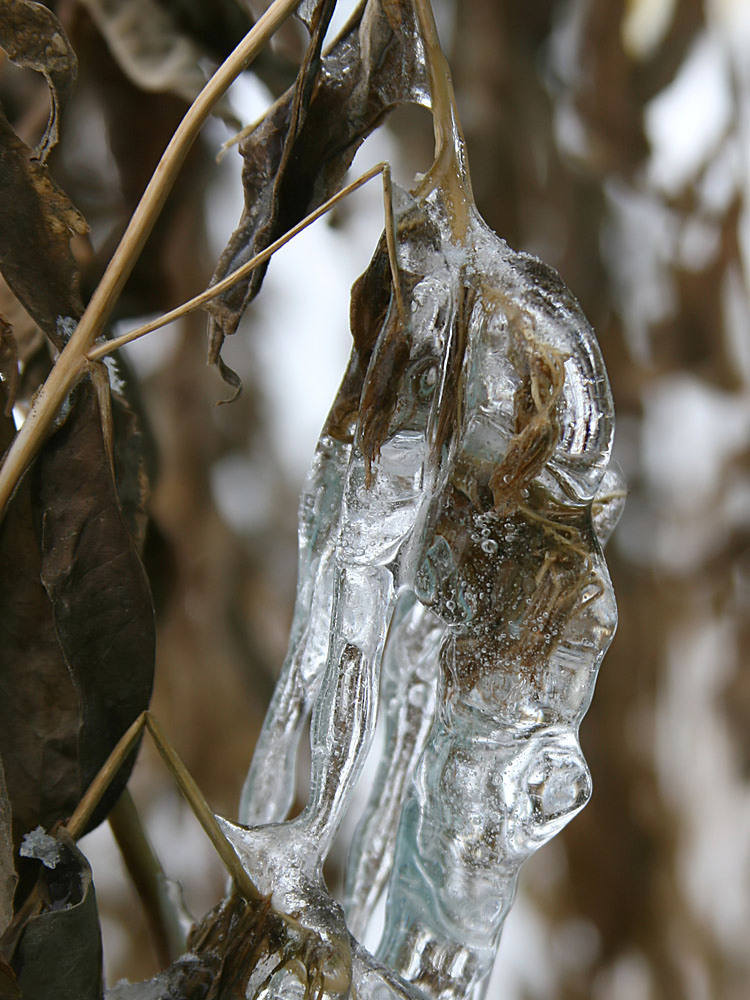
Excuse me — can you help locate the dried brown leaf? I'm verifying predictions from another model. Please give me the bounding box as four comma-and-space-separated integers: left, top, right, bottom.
0, 759, 16, 937
34, 377, 155, 829
206, 0, 428, 389
0, 372, 154, 846
0, 319, 18, 418
0, 108, 88, 346
79, 0, 239, 124
0, 385, 82, 848
5, 833, 102, 1000
0, 0, 78, 161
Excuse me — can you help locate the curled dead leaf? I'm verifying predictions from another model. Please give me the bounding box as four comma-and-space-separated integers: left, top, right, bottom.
206, 0, 428, 391
2, 831, 102, 1000
34, 377, 155, 831
79, 0, 240, 125
0, 0, 78, 161
0, 319, 18, 418
0, 109, 88, 346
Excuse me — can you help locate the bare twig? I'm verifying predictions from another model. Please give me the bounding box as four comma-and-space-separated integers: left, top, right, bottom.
109, 789, 188, 965
65, 712, 147, 841
87, 162, 400, 362
144, 714, 261, 903
63, 711, 260, 902
0, 0, 302, 518
412, 0, 472, 236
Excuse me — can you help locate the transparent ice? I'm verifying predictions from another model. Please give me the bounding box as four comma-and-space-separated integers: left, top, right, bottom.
218, 7, 623, 998
19, 825, 63, 869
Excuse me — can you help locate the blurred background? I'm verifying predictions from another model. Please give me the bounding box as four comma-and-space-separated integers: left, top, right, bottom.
3, 0, 750, 997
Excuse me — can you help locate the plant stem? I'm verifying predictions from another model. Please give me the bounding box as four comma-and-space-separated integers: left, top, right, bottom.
0, 0, 302, 518
144, 714, 260, 903
87, 162, 392, 361
109, 789, 189, 966
65, 713, 148, 840
412, 0, 472, 235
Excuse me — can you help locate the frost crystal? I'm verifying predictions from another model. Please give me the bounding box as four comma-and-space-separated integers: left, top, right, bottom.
20, 825, 62, 869
218, 11, 622, 999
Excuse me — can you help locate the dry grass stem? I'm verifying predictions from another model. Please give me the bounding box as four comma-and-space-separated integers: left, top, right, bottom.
87, 162, 394, 362
0, 0, 303, 517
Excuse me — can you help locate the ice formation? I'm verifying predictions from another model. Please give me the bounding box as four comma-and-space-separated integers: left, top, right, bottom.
218, 4, 623, 998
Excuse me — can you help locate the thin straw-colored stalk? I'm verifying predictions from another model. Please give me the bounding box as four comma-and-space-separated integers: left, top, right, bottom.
64, 711, 260, 902
87, 162, 391, 361
0, 0, 301, 518
412, 0, 472, 234
65, 712, 148, 841
87, 159, 408, 362
144, 714, 260, 903
109, 789, 188, 964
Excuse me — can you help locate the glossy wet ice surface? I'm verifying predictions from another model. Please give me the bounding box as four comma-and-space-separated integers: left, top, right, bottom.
220, 171, 622, 1000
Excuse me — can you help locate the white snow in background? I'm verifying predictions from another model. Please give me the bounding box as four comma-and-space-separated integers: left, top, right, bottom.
657, 615, 750, 963
601, 181, 678, 363
487, 884, 555, 998
547, 0, 590, 161
210, 453, 277, 533
641, 374, 749, 512
634, 374, 750, 572
697, 138, 738, 216
709, 0, 750, 43
621, 0, 677, 60
645, 31, 733, 196
115, 317, 179, 379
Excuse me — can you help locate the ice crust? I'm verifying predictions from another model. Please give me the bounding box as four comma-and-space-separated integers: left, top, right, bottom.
221, 116, 622, 1000
19, 825, 63, 869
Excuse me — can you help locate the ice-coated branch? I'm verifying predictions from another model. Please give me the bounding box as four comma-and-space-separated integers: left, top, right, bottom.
218, 2, 623, 998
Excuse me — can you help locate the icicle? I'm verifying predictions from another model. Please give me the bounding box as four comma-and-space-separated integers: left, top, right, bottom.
219, 2, 623, 997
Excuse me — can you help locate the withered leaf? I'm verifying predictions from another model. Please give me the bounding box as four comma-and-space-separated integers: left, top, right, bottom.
0, 108, 88, 346
34, 377, 155, 829
0, 318, 18, 417
0, 0, 78, 162
206, 0, 428, 389
8, 834, 102, 1000
106, 893, 308, 1000
0, 759, 16, 936
0, 384, 82, 850
0, 372, 154, 847
79, 0, 239, 125
106, 356, 156, 555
